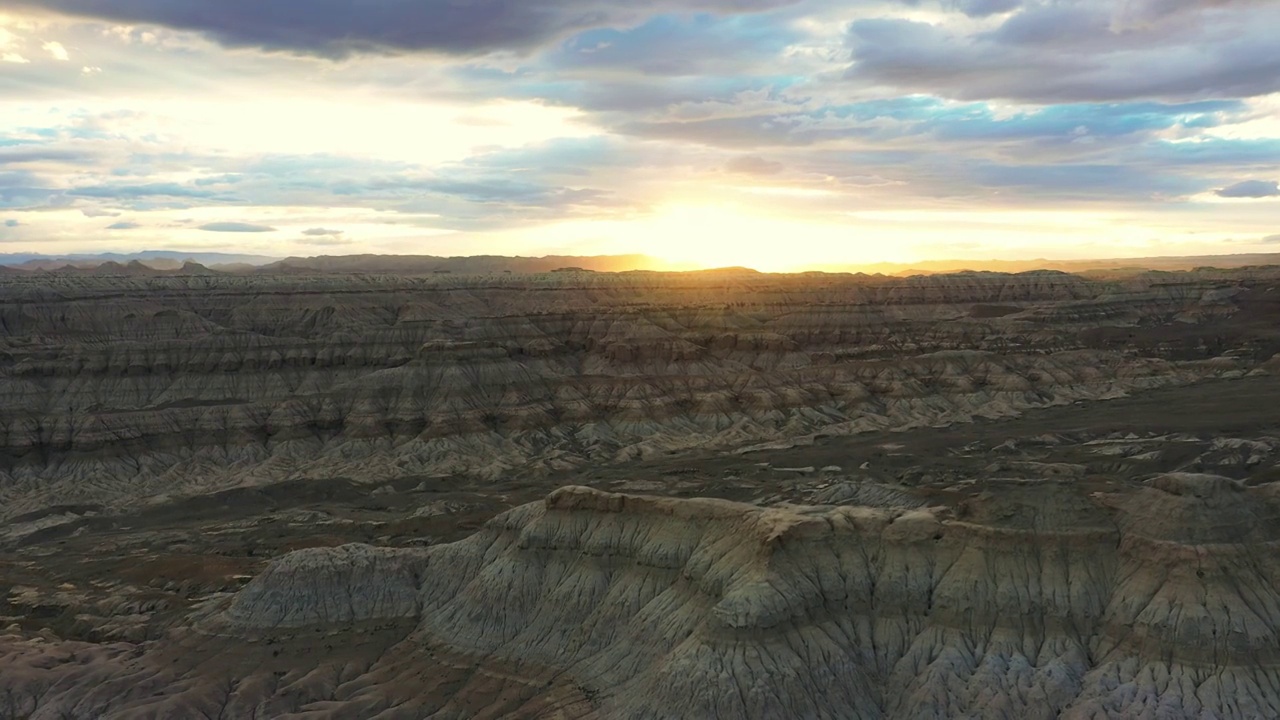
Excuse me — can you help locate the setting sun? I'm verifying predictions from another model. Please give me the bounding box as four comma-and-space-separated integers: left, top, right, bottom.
626, 204, 861, 272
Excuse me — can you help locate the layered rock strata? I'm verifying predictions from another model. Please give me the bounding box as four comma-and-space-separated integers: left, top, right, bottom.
2, 268, 1266, 518
6, 476, 1280, 718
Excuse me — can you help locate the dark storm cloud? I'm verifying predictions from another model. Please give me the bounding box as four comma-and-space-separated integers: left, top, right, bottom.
846, 2, 1280, 102
106, 220, 141, 229
1215, 180, 1280, 198
13, 0, 800, 57
198, 222, 276, 232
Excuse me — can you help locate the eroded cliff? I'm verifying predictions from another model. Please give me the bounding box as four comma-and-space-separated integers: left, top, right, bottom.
5, 476, 1280, 719
3, 268, 1273, 519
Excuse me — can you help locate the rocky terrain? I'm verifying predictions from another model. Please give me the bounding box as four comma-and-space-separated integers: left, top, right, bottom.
5, 264, 1280, 718
7, 448, 1280, 718
5, 266, 1279, 520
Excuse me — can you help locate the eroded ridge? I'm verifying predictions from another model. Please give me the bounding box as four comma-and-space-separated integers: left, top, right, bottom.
128, 475, 1280, 719
3, 268, 1269, 520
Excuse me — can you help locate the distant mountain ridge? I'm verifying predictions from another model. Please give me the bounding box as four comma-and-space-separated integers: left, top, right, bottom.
257, 253, 684, 274
845, 252, 1280, 277
0, 251, 280, 271
5, 250, 1280, 276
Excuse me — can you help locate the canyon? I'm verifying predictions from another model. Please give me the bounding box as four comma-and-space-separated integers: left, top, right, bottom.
4, 263, 1280, 718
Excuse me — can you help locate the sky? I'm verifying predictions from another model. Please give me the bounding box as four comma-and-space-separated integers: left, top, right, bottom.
0, 0, 1278, 271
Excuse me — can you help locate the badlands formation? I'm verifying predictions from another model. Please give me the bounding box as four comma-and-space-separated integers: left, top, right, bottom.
4, 264, 1280, 718
1, 266, 1268, 519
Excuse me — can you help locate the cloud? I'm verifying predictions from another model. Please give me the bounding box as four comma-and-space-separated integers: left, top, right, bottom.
950, 0, 1021, 17
968, 161, 1206, 199
724, 155, 783, 174
299, 234, 354, 246
1215, 179, 1280, 198
1114, 0, 1271, 25
4, 219, 20, 227
623, 95, 1242, 150
0, 176, 57, 210
846, 3, 1280, 102
445, 137, 639, 177
3, 1, 1279, 253
106, 220, 141, 229
419, 178, 584, 203
68, 183, 217, 199
548, 13, 800, 76
42, 41, 69, 61
13, 0, 800, 58
1138, 138, 1280, 168
2, 53, 30, 64
1261, 234, 1280, 244
0, 147, 99, 164
198, 221, 276, 232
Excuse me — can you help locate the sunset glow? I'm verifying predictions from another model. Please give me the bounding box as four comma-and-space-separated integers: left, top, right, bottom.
1, 2, 1278, 269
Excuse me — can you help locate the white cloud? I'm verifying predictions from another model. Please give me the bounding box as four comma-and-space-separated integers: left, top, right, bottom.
0, 26, 20, 49
42, 40, 69, 60
27, 96, 594, 166
2, 52, 29, 64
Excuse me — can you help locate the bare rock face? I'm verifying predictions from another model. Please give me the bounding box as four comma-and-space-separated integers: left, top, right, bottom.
1, 268, 1268, 519
222, 544, 428, 629
5, 267, 1280, 718
6, 475, 1280, 717
0, 477, 1254, 718
370, 480, 1280, 718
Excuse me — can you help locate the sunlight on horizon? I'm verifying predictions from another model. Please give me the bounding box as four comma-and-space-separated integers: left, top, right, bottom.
475, 202, 1253, 274
0, 5, 1277, 266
